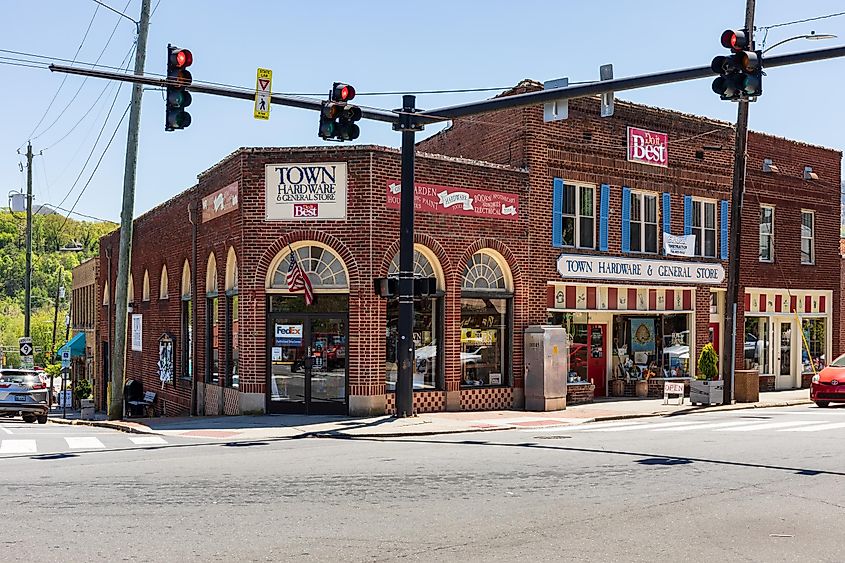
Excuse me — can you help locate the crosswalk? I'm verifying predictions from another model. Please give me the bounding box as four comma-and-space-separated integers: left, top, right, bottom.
524, 415, 845, 435
0, 434, 170, 456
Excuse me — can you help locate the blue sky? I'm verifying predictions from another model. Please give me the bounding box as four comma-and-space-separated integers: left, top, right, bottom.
1, 0, 843, 222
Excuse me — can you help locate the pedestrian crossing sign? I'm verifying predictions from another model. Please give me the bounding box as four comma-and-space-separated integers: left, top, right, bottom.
254, 68, 272, 120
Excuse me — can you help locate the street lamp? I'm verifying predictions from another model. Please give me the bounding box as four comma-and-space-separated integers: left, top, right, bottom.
762, 32, 837, 55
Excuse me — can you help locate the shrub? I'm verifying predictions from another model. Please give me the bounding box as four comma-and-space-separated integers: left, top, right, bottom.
74, 378, 92, 401
697, 343, 719, 380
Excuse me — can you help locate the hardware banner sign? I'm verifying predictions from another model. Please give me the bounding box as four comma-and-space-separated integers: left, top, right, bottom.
557, 254, 724, 284
627, 126, 668, 167
265, 162, 348, 221
663, 232, 696, 256
386, 180, 519, 220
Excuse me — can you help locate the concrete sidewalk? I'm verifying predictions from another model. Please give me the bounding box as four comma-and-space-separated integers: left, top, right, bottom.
49, 388, 812, 440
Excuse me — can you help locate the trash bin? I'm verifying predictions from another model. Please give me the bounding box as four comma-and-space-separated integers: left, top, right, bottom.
734, 369, 759, 403
524, 325, 568, 411
124, 379, 143, 416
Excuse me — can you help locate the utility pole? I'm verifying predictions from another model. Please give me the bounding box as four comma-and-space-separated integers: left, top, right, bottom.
109, 0, 151, 420
50, 265, 64, 362
24, 142, 33, 337
721, 0, 755, 405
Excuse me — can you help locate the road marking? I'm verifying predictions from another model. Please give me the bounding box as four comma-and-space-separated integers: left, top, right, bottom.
653, 420, 770, 432
717, 420, 828, 432
0, 439, 36, 453
778, 421, 845, 432
587, 420, 711, 432
65, 437, 105, 449
0, 426, 13, 435
129, 436, 167, 445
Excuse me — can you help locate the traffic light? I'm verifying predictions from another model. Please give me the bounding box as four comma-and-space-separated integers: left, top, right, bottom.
711, 29, 762, 101
318, 82, 362, 141
166, 44, 193, 131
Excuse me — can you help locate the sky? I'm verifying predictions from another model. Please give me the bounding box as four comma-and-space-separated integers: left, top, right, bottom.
1, 0, 844, 223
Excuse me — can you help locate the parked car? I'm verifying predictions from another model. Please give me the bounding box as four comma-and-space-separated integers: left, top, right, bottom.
0, 370, 49, 423
810, 352, 845, 408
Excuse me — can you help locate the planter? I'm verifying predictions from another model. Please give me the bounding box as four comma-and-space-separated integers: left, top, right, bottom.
635, 380, 649, 398
80, 398, 95, 421
690, 379, 724, 405
610, 379, 625, 397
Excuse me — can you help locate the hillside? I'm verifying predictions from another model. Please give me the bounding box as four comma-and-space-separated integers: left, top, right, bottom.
0, 209, 116, 366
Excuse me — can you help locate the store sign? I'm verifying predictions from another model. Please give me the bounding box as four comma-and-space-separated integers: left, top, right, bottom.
627, 126, 668, 168
265, 162, 347, 221
386, 181, 519, 221
131, 314, 142, 352
557, 254, 724, 285
663, 232, 695, 256
275, 324, 303, 346
202, 181, 239, 223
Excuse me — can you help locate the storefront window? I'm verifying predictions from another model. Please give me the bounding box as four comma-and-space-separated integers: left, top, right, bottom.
744, 317, 770, 374
801, 318, 826, 374
612, 314, 690, 379
181, 299, 192, 380
226, 294, 239, 388
385, 247, 443, 391
206, 297, 219, 384
461, 250, 512, 387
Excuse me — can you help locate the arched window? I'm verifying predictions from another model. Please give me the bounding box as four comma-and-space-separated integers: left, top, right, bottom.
142, 270, 150, 302
103, 281, 110, 306
160, 264, 169, 299
128, 273, 135, 304
205, 253, 220, 385
268, 243, 348, 291
460, 249, 513, 388
385, 245, 444, 391
180, 259, 192, 381
224, 247, 238, 389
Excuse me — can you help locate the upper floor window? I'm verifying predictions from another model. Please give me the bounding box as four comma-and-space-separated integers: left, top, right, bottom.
692, 199, 717, 258
759, 205, 774, 262
562, 183, 594, 248
629, 191, 658, 253
801, 210, 815, 264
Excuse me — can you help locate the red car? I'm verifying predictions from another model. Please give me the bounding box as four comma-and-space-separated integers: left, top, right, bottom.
810, 353, 845, 407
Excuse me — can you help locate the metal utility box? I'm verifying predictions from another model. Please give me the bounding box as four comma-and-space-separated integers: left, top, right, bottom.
524, 325, 569, 411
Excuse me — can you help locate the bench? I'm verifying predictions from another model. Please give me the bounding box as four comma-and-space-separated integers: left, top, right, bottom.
127, 390, 156, 417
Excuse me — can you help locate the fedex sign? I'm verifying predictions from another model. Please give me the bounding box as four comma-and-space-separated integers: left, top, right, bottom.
627, 127, 668, 168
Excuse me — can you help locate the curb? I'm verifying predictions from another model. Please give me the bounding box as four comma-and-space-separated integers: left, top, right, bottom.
49, 417, 159, 435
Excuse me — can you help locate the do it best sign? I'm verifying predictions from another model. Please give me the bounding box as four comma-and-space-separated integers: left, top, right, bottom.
627, 126, 668, 168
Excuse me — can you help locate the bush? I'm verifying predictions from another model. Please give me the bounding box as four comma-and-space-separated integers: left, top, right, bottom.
74, 378, 92, 401
697, 343, 719, 380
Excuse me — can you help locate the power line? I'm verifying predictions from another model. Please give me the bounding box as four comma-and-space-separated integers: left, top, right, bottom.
758, 10, 845, 30
33, 0, 135, 142
24, 3, 100, 144
91, 0, 138, 24
43, 203, 115, 223
57, 103, 131, 237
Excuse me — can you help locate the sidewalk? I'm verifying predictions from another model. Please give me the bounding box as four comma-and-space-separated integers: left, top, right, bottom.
49, 388, 812, 440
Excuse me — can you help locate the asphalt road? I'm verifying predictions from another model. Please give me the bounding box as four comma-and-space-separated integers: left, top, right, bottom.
2, 405, 844, 562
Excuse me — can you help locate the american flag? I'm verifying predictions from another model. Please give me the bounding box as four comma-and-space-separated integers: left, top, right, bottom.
286, 250, 314, 305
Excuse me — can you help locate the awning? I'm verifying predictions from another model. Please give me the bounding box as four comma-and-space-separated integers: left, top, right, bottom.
57, 332, 86, 358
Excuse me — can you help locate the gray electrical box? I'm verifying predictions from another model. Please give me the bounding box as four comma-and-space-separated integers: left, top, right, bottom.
524, 325, 569, 411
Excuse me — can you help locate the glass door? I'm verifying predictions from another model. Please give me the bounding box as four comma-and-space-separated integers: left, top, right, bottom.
308, 317, 347, 414
269, 316, 307, 411
775, 320, 794, 390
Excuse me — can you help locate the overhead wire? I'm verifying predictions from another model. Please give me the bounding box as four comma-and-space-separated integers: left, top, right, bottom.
23, 3, 100, 144
32, 0, 134, 142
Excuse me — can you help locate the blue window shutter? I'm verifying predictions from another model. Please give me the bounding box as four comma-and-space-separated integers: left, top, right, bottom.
683, 195, 693, 236
720, 200, 729, 260
662, 192, 671, 255
599, 184, 610, 251
621, 187, 631, 253
552, 178, 563, 248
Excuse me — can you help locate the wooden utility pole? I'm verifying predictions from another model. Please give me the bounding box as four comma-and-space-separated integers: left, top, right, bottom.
24, 142, 33, 337
109, 0, 151, 420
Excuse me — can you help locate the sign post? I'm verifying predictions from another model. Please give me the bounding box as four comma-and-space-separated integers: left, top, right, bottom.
254, 68, 272, 120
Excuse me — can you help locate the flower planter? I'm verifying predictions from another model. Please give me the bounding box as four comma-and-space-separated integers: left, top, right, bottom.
635, 380, 649, 398
610, 379, 625, 397
80, 398, 95, 421
690, 379, 724, 405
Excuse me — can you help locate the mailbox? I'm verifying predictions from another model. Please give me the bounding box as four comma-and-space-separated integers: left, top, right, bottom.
524, 325, 569, 411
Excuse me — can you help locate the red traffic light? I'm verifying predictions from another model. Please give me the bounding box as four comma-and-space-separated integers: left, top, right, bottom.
720, 29, 749, 52
332, 83, 356, 103
169, 47, 193, 68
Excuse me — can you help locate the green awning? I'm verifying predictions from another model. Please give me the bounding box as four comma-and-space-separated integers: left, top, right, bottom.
57, 332, 86, 358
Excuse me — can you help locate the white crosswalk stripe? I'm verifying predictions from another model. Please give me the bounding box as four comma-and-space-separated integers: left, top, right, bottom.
653, 420, 764, 432
778, 421, 845, 432
129, 436, 167, 445
0, 439, 36, 453
65, 437, 106, 449
715, 420, 829, 432
585, 420, 709, 432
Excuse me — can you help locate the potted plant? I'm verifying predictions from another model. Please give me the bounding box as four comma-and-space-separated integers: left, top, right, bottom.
690, 343, 724, 405
75, 379, 95, 420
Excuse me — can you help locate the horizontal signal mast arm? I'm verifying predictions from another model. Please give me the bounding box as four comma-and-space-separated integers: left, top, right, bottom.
47, 64, 400, 124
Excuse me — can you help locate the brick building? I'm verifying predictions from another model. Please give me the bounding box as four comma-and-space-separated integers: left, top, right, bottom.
96, 81, 841, 416
69, 258, 99, 404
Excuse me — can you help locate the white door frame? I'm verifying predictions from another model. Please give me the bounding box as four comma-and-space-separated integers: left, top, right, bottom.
774, 318, 796, 390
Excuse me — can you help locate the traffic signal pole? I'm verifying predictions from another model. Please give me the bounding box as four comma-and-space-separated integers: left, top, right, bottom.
721, 0, 756, 405
109, 0, 151, 421
49, 39, 845, 417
